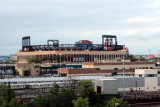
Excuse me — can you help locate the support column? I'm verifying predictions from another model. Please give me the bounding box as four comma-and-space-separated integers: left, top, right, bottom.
66, 54, 68, 62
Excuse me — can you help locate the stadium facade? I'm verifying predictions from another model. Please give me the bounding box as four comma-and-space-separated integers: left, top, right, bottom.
16, 35, 130, 76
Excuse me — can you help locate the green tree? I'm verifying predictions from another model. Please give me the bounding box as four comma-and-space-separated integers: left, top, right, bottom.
0, 83, 7, 105
72, 97, 89, 107
53, 54, 66, 63
83, 87, 97, 106
139, 56, 147, 61
60, 89, 74, 107
9, 99, 19, 107
4, 82, 15, 102
45, 94, 57, 107
2, 98, 27, 107
106, 98, 130, 107
50, 82, 60, 95
130, 57, 138, 62
78, 80, 92, 89
112, 72, 117, 76
32, 95, 46, 107
12, 69, 19, 76
24, 70, 30, 76
77, 80, 97, 105
0, 82, 28, 107
65, 77, 78, 97
27, 58, 42, 63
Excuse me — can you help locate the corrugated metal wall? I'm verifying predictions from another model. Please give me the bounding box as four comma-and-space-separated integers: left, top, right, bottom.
114, 77, 145, 88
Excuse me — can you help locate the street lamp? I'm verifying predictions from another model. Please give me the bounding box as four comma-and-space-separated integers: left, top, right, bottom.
59, 53, 62, 76
122, 55, 125, 95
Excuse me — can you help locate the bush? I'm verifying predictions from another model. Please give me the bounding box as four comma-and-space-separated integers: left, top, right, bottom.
24, 70, 30, 76
72, 97, 89, 107
106, 98, 130, 107
27, 58, 42, 63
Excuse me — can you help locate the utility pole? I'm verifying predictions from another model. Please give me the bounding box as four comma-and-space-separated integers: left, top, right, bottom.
122, 55, 125, 95
135, 80, 137, 100
59, 53, 62, 76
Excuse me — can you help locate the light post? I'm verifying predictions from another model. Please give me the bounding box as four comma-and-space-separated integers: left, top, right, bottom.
135, 80, 137, 100
122, 55, 125, 95
59, 53, 62, 76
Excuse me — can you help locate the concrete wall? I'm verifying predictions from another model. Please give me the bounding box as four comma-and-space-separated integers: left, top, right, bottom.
103, 79, 118, 94
95, 69, 160, 93
145, 77, 158, 91
135, 69, 158, 75
95, 79, 118, 94
135, 69, 158, 91
16, 63, 40, 76
112, 77, 145, 92
158, 77, 160, 86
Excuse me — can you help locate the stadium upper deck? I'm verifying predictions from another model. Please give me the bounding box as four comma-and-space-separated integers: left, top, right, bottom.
22, 35, 125, 52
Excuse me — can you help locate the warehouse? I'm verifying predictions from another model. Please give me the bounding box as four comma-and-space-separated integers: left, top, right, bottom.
95, 69, 160, 94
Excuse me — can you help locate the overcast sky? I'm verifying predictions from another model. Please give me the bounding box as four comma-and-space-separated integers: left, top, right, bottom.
0, 0, 160, 55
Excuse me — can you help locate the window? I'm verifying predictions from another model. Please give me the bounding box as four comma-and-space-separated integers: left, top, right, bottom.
145, 74, 157, 77
114, 68, 118, 70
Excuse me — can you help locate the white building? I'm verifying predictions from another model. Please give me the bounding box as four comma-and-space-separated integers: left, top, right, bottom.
95, 69, 159, 94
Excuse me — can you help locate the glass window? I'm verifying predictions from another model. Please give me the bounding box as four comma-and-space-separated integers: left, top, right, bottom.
145, 74, 157, 77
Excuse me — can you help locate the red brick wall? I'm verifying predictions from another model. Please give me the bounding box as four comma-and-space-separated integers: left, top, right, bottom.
58, 68, 134, 74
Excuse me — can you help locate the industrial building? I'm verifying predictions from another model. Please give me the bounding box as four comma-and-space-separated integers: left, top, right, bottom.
95, 69, 160, 94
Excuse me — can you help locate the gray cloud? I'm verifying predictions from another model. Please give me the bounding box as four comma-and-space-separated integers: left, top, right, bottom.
0, 0, 160, 55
